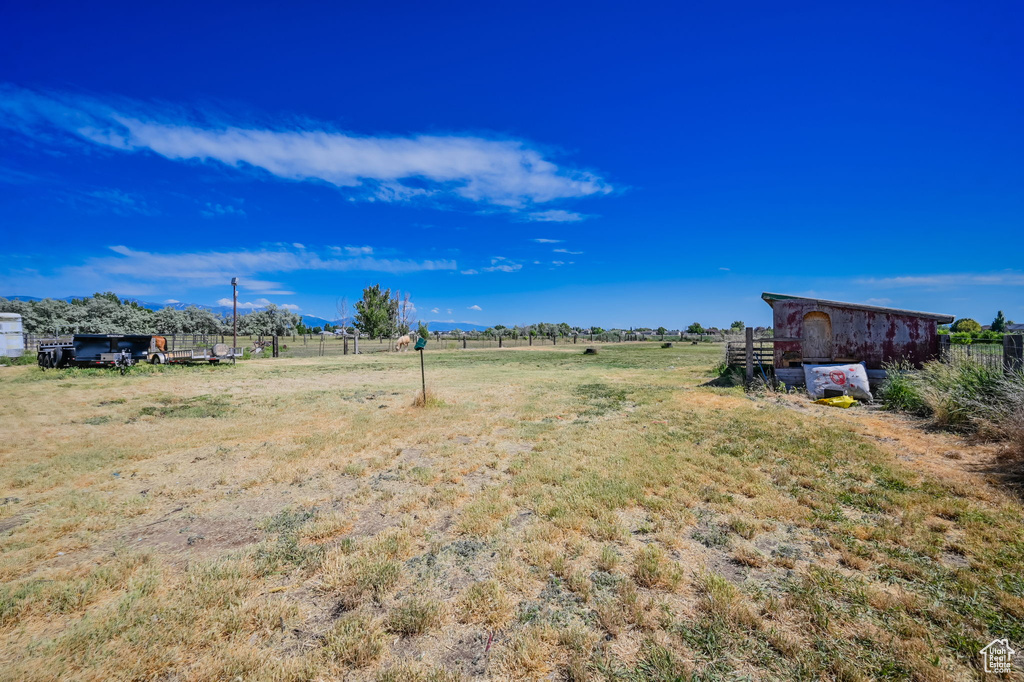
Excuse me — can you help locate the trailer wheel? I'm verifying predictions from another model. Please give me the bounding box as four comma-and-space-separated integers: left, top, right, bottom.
150, 354, 163, 365
38, 351, 49, 369
52, 348, 64, 368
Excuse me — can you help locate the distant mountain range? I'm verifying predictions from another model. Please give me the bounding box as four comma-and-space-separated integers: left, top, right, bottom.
1, 295, 488, 332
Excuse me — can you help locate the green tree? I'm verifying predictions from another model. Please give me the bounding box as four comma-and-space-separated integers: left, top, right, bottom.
686, 322, 704, 334
590, 326, 605, 335
354, 284, 398, 339
657, 326, 667, 337
417, 321, 430, 340
951, 318, 982, 334
730, 320, 745, 333
991, 311, 1007, 333
238, 305, 300, 336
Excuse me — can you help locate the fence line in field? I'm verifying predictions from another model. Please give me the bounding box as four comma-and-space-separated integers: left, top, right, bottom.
939, 335, 1023, 373
257, 331, 732, 358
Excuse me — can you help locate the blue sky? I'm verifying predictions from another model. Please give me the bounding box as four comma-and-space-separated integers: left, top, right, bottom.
1, 1, 1021, 328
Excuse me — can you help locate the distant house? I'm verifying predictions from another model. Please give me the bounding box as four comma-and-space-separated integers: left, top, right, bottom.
762, 293, 954, 377
1007, 323, 1024, 332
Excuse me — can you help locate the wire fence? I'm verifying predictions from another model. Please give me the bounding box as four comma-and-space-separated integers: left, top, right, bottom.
939, 337, 1021, 373
21, 330, 741, 361
263, 332, 732, 358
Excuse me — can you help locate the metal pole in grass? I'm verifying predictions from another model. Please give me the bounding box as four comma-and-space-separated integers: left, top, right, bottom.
231, 277, 238, 365
415, 336, 428, 404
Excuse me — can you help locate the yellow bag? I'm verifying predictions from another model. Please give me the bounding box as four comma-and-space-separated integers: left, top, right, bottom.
814, 395, 857, 408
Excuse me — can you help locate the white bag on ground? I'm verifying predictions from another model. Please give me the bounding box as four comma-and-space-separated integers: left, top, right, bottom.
803, 363, 873, 401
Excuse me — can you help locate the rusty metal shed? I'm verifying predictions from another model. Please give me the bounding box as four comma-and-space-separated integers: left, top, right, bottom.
762, 293, 954, 381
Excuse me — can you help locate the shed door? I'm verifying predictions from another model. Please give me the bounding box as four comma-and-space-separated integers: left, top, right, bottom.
803, 312, 833, 362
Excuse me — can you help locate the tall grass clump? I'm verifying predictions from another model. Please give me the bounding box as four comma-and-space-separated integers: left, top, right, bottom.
965, 370, 1024, 455
879, 361, 927, 415
882, 359, 1023, 450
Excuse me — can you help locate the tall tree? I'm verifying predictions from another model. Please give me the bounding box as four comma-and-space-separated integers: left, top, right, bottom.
991, 311, 1007, 333
396, 291, 415, 335
354, 284, 398, 339
336, 296, 349, 334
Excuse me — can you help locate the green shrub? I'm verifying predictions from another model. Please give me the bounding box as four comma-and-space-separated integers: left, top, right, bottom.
879, 361, 927, 415
951, 318, 982, 334
881, 358, 1012, 433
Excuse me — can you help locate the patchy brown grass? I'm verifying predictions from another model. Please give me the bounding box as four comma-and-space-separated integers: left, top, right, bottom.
1, 343, 1022, 680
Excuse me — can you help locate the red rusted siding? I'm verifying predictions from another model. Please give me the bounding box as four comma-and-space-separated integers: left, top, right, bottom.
772, 301, 941, 369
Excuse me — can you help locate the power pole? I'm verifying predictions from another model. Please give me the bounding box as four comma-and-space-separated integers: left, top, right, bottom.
231, 277, 238, 365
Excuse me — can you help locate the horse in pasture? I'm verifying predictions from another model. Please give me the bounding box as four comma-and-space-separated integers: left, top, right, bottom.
395, 335, 412, 352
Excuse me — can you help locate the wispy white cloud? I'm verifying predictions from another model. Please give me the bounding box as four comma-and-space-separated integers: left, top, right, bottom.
5, 244, 456, 298
292, 242, 304, 249
329, 245, 375, 256
553, 248, 583, 254
201, 202, 246, 218
480, 256, 522, 273
461, 269, 479, 275
857, 272, 1024, 288
863, 298, 893, 306
468, 305, 482, 311
719, 267, 730, 271
531, 238, 563, 243
163, 298, 180, 304
215, 296, 292, 310
1, 86, 612, 209
430, 307, 440, 314
83, 188, 158, 216
527, 209, 590, 222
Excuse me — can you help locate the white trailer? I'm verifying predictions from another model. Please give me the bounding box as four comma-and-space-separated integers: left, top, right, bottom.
0, 313, 24, 358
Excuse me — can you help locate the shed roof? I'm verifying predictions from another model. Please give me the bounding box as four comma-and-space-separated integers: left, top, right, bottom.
1007, 323, 1024, 332
761, 292, 954, 323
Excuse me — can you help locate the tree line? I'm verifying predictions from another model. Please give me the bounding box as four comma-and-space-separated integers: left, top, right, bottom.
2, 287, 790, 340
0, 293, 301, 336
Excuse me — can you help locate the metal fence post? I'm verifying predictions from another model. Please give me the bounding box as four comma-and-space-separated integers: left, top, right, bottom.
1005, 334, 1023, 373
745, 327, 754, 385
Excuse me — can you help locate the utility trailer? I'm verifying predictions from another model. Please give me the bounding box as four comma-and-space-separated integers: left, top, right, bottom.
37, 335, 239, 369
148, 340, 239, 365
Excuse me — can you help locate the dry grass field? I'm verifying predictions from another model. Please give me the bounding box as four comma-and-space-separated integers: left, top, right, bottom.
1, 344, 1023, 681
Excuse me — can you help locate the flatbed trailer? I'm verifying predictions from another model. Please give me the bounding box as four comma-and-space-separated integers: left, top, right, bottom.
37, 335, 239, 369
148, 343, 240, 365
